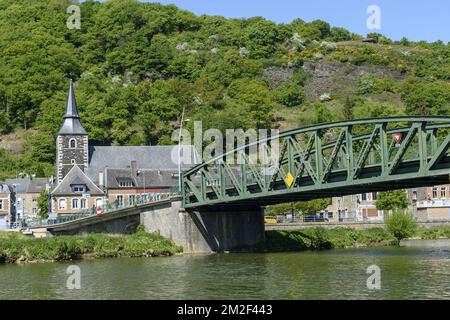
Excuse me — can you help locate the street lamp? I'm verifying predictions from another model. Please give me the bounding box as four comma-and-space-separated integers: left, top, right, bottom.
178, 106, 190, 193
137, 170, 146, 203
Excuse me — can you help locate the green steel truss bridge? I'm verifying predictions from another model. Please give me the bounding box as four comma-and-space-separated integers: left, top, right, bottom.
182, 117, 450, 208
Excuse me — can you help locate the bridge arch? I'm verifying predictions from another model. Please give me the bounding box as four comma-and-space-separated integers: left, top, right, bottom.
182, 116, 450, 208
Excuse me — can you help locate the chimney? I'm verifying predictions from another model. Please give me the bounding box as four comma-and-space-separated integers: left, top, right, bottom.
131, 161, 137, 179
99, 172, 104, 189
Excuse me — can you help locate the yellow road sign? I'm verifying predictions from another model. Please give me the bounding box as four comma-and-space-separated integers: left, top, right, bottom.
284, 172, 294, 188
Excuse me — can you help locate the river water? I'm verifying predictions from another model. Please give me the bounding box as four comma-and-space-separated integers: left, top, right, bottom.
0, 246, 449, 300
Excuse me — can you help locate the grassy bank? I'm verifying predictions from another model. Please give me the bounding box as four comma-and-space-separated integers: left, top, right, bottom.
0, 226, 182, 264
252, 228, 398, 252
414, 226, 450, 240
251, 226, 450, 252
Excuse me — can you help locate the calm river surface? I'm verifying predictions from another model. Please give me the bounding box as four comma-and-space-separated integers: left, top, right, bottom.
1, 246, 449, 300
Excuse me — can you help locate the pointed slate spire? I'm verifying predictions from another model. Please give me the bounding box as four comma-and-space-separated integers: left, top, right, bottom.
64, 79, 80, 119
58, 79, 87, 135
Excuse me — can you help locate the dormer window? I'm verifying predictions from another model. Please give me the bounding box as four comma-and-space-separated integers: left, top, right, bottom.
72, 185, 86, 193
117, 178, 134, 188
69, 138, 77, 149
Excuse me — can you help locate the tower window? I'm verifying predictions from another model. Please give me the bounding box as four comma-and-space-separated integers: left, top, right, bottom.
69, 139, 77, 149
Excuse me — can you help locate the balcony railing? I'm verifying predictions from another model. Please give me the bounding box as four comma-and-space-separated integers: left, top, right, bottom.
417, 199, 450, 208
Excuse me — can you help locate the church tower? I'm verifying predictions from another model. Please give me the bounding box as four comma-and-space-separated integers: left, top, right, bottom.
56, 79, 88, 184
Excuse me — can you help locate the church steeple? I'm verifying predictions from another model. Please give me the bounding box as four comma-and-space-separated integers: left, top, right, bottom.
58, 79, 87, 135
56, 79, 89, 183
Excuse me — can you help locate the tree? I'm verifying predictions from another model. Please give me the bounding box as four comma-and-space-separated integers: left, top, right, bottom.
267, 198, 330, 216
330, 27, 352, 42
276, 82, 305, 107
385, 211, 416, 240
400, 79, 450, 116
296, 198, 331, 215
37, 190, 49, 219
376, 190, 409, 212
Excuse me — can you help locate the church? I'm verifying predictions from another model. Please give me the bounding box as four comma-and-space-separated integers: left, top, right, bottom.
50, 80, 198, 216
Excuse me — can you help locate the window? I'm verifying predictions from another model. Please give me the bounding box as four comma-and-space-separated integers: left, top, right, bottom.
71, 159, 76, 165
69, 139, 77, 149
95, 198, 103, 208
72, 185, 85, 193
361, 193, 367, 201
32, 208, 37, 215
117, 178, 134, 188
80, 198, 87, 209
0, 199, 3, 210
72, 198, 79, 209
372, 192, 377, 200
432, 187, 438, 199
32, 199, 37, 205
116, 195, 123, 207
59, 199, 67, 210
441, 187, 446, 198
129, 195, 136, 205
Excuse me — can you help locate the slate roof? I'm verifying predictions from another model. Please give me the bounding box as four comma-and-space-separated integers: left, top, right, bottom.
51, 165, 104, 196
0, 183, 13, 194
86, 145, 200, 183
58, 79, 87, 135
105, 168, 179, 189
4, 178, 49, 194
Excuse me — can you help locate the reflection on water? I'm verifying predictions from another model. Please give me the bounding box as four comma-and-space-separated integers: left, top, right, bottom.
0, 247, 449, 300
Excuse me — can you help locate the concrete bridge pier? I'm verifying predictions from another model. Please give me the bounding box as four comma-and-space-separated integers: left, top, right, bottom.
140, 201, 265, 253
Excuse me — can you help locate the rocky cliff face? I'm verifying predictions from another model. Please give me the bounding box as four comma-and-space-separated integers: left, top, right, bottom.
264, 61, 405, 100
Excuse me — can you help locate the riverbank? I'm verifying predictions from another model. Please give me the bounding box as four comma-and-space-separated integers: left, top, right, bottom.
0, 226, 182, 264
246, 226, 450, 252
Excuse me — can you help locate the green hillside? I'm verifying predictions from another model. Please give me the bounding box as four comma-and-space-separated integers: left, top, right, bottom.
0, 0, 449, 179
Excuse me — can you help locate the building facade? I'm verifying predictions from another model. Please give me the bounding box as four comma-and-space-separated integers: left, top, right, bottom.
413, 184, 450, 221
0, 184, 13, 229
49, 80, 199, 215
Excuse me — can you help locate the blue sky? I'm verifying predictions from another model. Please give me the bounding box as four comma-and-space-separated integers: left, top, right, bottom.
138, 0, 449, 43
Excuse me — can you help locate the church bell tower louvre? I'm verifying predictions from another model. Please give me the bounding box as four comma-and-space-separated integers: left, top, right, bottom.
56, 79, 89, 184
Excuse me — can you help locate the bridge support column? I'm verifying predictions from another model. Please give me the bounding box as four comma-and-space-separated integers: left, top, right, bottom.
140, 201, 265, 253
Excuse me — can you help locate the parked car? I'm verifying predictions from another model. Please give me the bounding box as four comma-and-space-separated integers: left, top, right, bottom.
264, 217, 278, 224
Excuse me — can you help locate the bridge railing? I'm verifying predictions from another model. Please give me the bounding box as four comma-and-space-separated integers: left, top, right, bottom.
24, 192, 179, 228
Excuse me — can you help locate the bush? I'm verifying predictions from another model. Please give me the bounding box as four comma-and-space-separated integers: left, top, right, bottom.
385, 211, 416, 240
276, 82, 305, 107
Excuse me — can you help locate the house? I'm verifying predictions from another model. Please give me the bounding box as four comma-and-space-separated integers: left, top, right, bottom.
413, 185, 450, 221
50, 80, 199, 215
5, 177, 50, 220
0, 183, 14, 229
327, 192, 384, 222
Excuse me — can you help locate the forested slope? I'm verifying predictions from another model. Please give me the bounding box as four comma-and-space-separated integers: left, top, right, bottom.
0, 0, 449, 178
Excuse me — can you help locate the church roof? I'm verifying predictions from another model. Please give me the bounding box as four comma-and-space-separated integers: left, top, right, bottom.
58, 79, 87, 135
85, 145, 200, 183
51, 165, 103, 196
